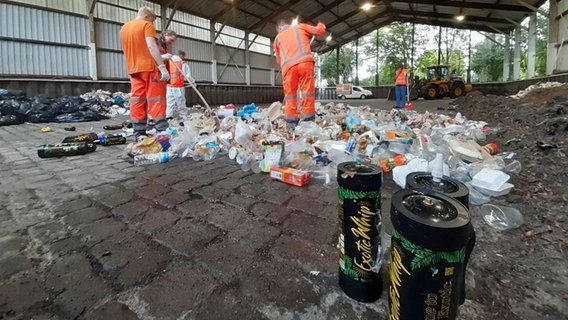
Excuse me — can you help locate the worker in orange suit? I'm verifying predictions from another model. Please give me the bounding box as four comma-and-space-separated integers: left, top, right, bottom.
274, 18, 326, 129
120, 7, 171, 141
394, 64, 409, 109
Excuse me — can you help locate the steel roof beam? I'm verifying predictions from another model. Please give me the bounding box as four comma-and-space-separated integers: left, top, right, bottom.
247, 0, 303, 31
386, 0, 534, 13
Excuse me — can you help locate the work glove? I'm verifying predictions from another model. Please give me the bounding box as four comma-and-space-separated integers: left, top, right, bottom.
158, 64, 170, 81
161, 53, 173, 60
171, 55, 182, 62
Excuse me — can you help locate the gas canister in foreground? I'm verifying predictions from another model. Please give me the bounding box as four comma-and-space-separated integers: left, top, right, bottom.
337, 162, 383, 302
389, 189, 470, 320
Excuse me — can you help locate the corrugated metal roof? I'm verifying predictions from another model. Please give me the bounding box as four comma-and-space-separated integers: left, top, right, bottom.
147, 0, 547, 53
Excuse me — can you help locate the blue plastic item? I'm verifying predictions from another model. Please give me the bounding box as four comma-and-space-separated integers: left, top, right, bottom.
236, 103, 257, 118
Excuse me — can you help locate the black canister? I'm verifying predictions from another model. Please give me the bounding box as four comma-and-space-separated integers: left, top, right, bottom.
405, 172, 469, 207
337, 162, 383, 302
405, 171, 475, 305
389, 189, 470, 320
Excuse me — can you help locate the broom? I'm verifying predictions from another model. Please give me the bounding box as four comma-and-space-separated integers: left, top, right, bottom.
171, 55, 212, 115
404, 69, 413, 110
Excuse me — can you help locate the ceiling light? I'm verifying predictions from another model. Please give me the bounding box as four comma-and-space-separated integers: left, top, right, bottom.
292, 18, 299, 25
326, 34, 332, 42
361, 3, 374, 11
456, 15, 465, 22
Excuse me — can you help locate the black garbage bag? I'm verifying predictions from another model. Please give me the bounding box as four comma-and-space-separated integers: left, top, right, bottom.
78, 101, 95, 111
0, 89, 27, 100
0, 114, 24, 126
27, 102, 56, 123
51, 96, 86, 114
24, 100, 56, 123
28, 113, 55, 123
100, 99, 115, 108
85, 97, 101, 105
32, 95, 54, 105
0, 99, 22, 115
16, 101, 34, 117
56, 109, 102, 122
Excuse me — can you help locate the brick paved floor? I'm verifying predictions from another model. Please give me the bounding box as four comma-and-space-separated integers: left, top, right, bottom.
0, 114, 394, 319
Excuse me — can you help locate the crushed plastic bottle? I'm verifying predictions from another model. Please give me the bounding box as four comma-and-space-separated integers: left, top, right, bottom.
133, 151, 178, 166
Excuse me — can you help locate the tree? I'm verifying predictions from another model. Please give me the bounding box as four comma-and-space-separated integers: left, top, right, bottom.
414, 49, 467, 79
438, 28, 469, 69
320, 47, 356, 86
535, 8, 548, 76
360, 23, 431, 85
471, 39, 504, 81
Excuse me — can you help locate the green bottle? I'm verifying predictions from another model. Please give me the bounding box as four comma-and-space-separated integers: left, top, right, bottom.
37, 142, 97, 158
61, 133, 99, 143
103, 124, 123, 130
98, 134, 127, 146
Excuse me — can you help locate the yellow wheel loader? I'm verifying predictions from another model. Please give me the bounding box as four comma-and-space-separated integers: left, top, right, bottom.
410, 65, 472, 100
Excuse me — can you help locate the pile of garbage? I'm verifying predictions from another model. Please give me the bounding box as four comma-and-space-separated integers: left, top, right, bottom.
125, 101, 521, 204
0, 89, 129, 125
510, 81, 566, 99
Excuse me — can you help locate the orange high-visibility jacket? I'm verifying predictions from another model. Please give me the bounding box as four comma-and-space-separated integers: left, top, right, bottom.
168, 61, 185, 87
274, 22, 326, 75
395, 68, 409, 86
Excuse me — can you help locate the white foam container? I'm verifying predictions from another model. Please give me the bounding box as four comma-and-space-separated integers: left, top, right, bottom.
475, 182, 515, 197
471, 168, 510, 190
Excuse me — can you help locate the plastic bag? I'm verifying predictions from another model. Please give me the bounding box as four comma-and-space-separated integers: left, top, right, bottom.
234, 119, 254, 150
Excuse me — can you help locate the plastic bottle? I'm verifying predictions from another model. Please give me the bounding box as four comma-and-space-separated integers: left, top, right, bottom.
133, 151, 177, 166
37, 142, 97, 158
431, 153, 444, 183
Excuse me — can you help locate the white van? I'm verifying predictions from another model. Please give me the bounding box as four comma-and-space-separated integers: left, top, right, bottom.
335, 84, 373, 99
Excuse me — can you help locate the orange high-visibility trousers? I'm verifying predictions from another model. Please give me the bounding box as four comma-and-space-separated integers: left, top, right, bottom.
129, 70, 167, 133
283, 61, 316, 122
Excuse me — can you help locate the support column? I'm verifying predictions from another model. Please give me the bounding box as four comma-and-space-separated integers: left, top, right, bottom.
355, 39, 359, 85
87, 0, 98, 80
210, 24, 217, 84
375, 29, 379, 86
547, 0, 559, 74
467, 30, 472, 83
527, 13, 536, 78
513, 27, 521, 80
335, 47, 340, 84
245, 31, 250, 85
503, 34, 510, 82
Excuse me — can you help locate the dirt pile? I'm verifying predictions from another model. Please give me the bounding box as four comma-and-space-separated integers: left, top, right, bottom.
451, 85, 568, 319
